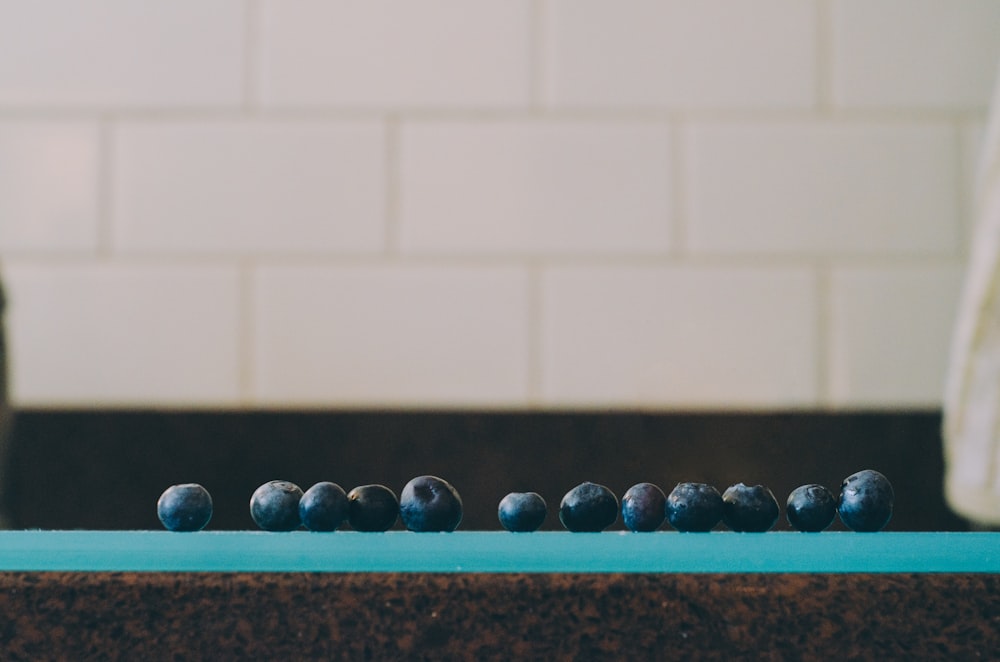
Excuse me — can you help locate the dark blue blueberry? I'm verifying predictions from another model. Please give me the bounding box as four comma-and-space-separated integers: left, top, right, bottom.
399, 475, 463, 532
250, 480, 303, 532
498, 492, 547, 532
299, 482, 349, 532
559, 482, 619, 532
786, 484, 837, 532
157, 483, 213, 532
838, 469, 893, 532
347, 484, 399, 532
665, 483, 724, 532
621, 482, 666, 532
722, 483, 780, 532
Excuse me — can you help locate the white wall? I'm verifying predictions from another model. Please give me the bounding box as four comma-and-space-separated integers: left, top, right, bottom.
0, 0, 997, 410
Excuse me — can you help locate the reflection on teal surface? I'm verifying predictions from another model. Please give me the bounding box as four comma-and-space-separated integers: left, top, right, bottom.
0, 531, 996, 573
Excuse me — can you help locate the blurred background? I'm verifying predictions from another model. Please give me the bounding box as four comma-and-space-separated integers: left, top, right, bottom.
0, 1, 998, 530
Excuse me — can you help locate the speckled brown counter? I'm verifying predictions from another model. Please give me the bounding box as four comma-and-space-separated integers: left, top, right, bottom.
1, 572, 997, 660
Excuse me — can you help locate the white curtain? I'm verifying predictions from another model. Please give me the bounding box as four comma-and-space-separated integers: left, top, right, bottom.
943, 62, 1000, 526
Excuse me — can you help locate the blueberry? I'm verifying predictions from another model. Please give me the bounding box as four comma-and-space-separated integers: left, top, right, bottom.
347, 484, 399, 532
666, 482, 724, 532
838, 469, 893, 532
786, 484, 837, 532
399, 475, 463, 532
722, 483, 780, 532
299, 482, 350, 532
498, 492, 547, 532
559, 482, 619, 532
621, 482, 666, 532
250, 480, 303, 532
157, 483, 213, 532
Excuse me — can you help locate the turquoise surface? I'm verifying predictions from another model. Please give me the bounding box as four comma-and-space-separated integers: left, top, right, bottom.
0, 531, 997, 573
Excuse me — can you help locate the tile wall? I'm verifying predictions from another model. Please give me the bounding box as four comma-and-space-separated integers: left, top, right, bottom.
0, 0, 998, 410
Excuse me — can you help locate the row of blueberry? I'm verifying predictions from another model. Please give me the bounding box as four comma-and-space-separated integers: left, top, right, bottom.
156, 469, 893, 533
157, 476, 461, 533
567, 469, 894, 534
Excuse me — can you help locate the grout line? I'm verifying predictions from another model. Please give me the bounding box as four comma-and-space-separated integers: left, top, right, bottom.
526, 260, 544, 403
384, 115, 402, 254
238, 261, 256, 404
815, 263, 833, 409
243, 0, 260, 112
529, 0, 547, 112
953, 120, 973, 260
0, 250, 969, 271
0, 106, 986, 125
668, 120, 686, 257
815, 0, 834, 113
96, 116, 115, 259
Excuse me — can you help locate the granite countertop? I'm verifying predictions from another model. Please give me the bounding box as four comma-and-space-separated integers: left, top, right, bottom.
1, 571, 997, 659
0, 532, 996, 658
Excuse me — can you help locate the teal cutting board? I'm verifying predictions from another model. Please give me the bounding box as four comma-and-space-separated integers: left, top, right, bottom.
0, 531, 996, 573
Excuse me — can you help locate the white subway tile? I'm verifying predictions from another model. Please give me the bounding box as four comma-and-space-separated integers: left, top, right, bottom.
684, 122, 959, 256
398, 121, 672, 255
0, 122, 99, 253
828, 265, 964, 407
258, 0, 531, 108
0, 0, 244, 108
2, 262, 241, 406
540, 266, 818, 408
112, 121, 385, 255
831, 0, 1000, 110
964, 123, 989, 200
252, 265, 530, 406
546, 0, 817, 109
962, 123, 988, 254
